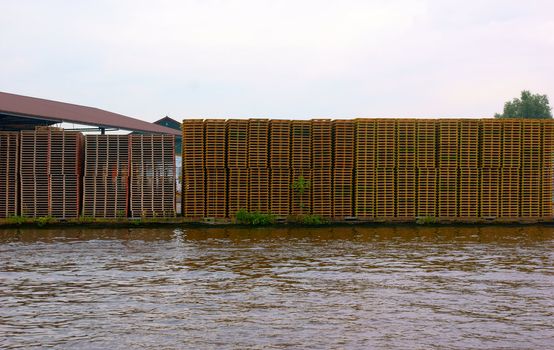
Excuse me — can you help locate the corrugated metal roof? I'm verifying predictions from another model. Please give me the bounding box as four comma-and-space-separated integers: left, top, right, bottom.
0, 91, 180, 136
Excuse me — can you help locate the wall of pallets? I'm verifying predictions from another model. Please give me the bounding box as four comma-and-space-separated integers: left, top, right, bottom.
182, 118, 554, 222
83, 135, 130, 218
19, 129, 84, 218
0, 129, 175, 219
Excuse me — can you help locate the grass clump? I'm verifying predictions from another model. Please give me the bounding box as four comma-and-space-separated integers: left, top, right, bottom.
301, 214, 329, 225
416, 216, 438, 225
36, 216, 57, 227
6, 216, 27, 225
235, 209, 276, 225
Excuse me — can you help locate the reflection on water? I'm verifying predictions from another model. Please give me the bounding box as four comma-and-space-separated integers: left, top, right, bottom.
1, 226, 553, 349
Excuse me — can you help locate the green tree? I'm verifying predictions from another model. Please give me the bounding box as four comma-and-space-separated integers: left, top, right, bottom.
495, 90, 552, 119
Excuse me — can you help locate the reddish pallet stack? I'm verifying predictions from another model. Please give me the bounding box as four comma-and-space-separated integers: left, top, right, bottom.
130, 135, 175, 218
0, 132, 18, 218
83, 135, 129, 218
20, 129, 83, 218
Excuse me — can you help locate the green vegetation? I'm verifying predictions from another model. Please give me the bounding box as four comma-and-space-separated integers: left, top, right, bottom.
235, 209, 276, 225
36, 216, 57, 227
300, 214, 329, 225
495, 90, 552, 119
416, 216, 438, 225
6, 215, 27, 225
292, 175, 310, 213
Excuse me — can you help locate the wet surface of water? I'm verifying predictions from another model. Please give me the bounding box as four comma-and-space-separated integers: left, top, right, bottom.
1, 226, 553, 349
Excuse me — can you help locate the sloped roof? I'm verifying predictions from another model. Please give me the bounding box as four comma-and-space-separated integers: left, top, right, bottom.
0, 91, 180, 136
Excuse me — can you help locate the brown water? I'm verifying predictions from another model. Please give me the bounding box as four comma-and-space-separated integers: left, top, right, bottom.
1, 226, 553, 349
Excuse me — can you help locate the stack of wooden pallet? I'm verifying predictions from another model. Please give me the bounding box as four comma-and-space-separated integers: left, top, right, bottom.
0, 132, 18, 218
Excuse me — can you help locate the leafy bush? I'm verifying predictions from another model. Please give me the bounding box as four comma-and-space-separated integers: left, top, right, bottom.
301, 214, 328, 225
36, 216, 57, 227
416, 216, 438, 225
7, 216, 27, 225
235, 209, 276, 225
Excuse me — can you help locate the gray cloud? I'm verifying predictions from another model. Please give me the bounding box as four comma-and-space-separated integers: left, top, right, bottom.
1, 0, 553, 121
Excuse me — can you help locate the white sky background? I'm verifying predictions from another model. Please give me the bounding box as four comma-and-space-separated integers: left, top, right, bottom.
1, 0, 553, 122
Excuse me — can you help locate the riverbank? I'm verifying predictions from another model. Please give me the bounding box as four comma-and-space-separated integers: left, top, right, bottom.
1, 216, 553, 229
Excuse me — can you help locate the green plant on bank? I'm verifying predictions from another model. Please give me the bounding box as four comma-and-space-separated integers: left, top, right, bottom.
79, 216, 95, 223
36, 216, 57, 227
116, 210, 126, 219
416, 216, 438, 225
235, 209, 276, 225
292, 175, 310, 213
301, 214, 328, 225
7, 215, 27, 225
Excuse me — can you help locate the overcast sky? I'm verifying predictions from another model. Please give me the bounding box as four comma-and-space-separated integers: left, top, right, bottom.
1, 0, 553, 122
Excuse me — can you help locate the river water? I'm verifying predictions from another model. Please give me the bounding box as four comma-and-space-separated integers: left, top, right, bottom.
1, 226, 553, 349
